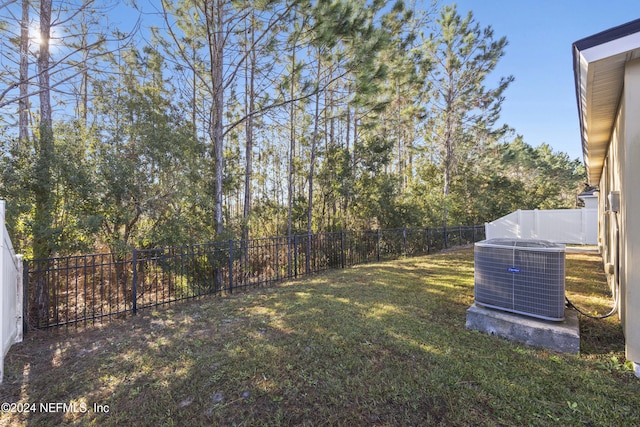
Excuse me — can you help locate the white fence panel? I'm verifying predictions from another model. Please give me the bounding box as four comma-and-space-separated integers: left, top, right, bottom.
485, 209, 598, 245
0, 200, 23, 383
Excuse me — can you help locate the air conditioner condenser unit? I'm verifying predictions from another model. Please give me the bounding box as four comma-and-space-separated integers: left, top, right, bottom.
474, 239, 566, 321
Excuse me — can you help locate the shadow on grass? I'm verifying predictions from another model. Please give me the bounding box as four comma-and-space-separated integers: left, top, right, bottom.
1, 248, 638, 426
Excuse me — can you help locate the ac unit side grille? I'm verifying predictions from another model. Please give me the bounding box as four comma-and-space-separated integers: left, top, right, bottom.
474, 239, 565, 321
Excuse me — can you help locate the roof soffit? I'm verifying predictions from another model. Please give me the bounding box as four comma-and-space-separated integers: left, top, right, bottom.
574, 20, 640, 185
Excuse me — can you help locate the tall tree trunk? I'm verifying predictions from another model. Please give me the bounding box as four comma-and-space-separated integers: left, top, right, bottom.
35, 0, 53, 259
442, 130, 452, 228
342, 106, 351, 229
442, 76, 455, 228
206, 0, 225, 236
286, 45, 296, 276
306, 57, 322, 273
33, 0, 54, 326
204, 0, 226, 293
19, 0, 30, 144
192, 41, 198, 140
287, 53, 296, 237
243, 9, 256, 243
78, 10, 89, 125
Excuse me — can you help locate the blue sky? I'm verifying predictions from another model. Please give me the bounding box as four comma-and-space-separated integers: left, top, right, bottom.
451, 0, 640, 161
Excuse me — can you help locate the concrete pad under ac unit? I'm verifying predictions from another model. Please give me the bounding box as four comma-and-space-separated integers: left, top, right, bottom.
465, 303, 580, 354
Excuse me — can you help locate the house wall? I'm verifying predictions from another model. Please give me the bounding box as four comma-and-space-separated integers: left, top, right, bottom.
622, 59, 640, 367
599, 58, 640, 370
599, 96, 622, 308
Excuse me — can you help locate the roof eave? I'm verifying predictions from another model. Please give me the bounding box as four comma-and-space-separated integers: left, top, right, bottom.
573, 44, 593, 184
573, 18, 640, 187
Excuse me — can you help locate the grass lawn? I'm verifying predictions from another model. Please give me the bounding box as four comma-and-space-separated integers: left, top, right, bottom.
1, 247, 638, 426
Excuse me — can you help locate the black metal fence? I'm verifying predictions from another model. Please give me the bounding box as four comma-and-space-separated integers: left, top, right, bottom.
24, 225, 485, 330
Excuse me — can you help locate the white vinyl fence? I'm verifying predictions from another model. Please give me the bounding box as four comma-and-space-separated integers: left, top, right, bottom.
0, 200, 23, 383
485, 208, 598, 245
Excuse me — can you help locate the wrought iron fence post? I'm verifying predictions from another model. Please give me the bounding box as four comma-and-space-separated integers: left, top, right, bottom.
459, 226, 462, 246
287, 235, 292, 278
306, 233, 311, 274
444, 225, 448, 249
340, 231, 345, 269
403, 227, 407, 256
229, 239, 234, 294
276, 238, 281, 280
132, 248, 138, 316
294, 234, 298, 278
426, 227, 430, 255
376, 229, 381, 262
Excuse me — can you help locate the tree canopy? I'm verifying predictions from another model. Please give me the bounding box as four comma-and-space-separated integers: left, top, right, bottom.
0, 1, 586, 257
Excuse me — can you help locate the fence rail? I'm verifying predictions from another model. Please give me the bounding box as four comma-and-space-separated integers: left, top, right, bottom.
25, 225, 485, 330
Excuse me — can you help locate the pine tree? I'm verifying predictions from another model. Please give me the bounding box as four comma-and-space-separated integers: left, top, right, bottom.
422, 4, 513, 226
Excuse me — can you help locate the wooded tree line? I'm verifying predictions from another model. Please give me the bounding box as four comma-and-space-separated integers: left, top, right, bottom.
0, 0, 585, 260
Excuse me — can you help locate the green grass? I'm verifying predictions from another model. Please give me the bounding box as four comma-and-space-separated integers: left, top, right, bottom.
1, 247, 638, 426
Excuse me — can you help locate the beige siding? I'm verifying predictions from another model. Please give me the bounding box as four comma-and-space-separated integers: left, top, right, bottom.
622, 59, 640, 363
599, 94, 622, 310
599, 59, 640, 364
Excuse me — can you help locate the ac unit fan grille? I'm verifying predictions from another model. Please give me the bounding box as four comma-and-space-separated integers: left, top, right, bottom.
474, 239, 565, 321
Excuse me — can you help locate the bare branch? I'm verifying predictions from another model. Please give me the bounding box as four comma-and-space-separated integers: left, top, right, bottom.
0, 0, 18, 11
223, 64, 352, 138
0, 17, 140, 109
